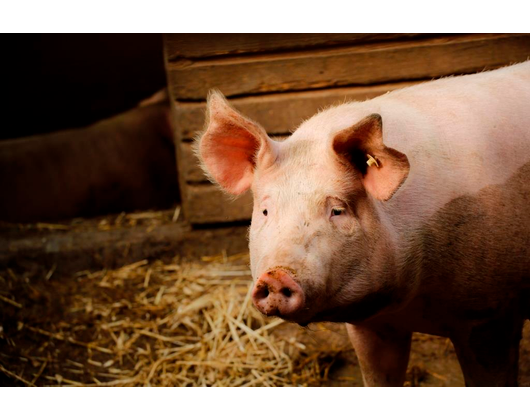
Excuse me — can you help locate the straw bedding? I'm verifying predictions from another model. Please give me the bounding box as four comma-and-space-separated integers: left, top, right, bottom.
0, 251, 350, 386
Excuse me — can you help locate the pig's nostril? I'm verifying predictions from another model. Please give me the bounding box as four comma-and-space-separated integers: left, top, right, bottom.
281, 287, 292, 298
254, 285, 269, 300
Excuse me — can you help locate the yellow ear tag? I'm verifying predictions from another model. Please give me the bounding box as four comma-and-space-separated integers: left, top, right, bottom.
366, 154, 379, 168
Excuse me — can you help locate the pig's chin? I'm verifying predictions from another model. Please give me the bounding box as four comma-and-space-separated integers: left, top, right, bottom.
253, 303, 315, 326
301, 290, 396, 325
269, 309, 315, 326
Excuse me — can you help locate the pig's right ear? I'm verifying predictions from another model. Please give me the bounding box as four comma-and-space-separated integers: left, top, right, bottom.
332, 114, 410, 201
197, 91, 275, 195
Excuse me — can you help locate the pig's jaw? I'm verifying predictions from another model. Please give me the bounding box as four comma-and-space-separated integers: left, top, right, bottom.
305, 288, 398, 324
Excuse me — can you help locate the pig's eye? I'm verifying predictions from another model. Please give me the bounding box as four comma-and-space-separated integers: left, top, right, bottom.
263, 209, 268, 216
331, 207, 345, 217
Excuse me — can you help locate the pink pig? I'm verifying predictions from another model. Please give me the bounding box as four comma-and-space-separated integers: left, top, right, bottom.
198, 61, 530, 386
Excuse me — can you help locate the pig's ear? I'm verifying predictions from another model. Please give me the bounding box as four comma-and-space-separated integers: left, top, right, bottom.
332, 114, 410, 201
197, 91, 275, 195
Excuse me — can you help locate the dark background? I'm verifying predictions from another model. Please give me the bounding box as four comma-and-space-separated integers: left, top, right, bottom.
1, 34, 167, 141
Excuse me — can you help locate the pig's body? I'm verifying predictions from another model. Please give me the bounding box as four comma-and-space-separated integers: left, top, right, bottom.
199, 61, 530, 386
290, 62, 530, 325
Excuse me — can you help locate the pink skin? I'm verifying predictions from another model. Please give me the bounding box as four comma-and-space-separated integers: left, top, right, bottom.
198, 62, 530, 386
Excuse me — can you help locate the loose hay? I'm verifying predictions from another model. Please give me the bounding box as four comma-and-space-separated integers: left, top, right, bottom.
1, 252, 347, 386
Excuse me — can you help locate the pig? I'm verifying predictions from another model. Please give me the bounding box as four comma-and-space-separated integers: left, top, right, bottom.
0, 90, 177, 222
197, 61, 530, 386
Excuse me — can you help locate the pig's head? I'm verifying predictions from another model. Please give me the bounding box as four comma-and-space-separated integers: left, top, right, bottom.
197, 91, 411, 325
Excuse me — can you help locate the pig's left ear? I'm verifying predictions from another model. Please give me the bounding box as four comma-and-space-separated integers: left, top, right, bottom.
332, 114, 410, 201
197, 91, 276, 195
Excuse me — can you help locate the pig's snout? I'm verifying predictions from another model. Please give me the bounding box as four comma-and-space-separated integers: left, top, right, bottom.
252, 269, 305, 318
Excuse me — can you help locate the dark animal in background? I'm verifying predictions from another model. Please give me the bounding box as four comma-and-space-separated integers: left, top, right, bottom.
0, 91, 178, 222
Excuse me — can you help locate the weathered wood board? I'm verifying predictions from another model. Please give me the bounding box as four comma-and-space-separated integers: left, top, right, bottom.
167, 34, 530, 100
165, 33, 426, 60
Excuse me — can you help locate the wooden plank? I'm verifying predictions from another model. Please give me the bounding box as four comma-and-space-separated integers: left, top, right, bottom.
183, 184, 253, 224
174, 81, 419, 140
179, 142, 204, 183
164, 33, 426, 60
167, 34, 530, 100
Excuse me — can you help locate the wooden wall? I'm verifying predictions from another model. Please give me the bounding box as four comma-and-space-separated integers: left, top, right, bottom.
164, 33, 530, 224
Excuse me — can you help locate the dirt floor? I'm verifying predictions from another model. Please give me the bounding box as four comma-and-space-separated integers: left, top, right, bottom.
1, 211, 529, 386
